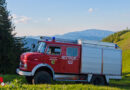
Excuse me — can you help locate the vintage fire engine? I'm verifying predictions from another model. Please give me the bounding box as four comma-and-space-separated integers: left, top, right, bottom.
16, 37, 122, 85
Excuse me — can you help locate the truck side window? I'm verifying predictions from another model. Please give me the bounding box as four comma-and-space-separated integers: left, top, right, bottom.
67, 47, 78, 56
47, 46, 61, 55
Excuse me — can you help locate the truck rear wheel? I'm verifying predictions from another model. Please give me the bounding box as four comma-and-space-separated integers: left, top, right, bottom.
32, 71, 52, 84
25, 76, 33, 84
90, 75, 105, 85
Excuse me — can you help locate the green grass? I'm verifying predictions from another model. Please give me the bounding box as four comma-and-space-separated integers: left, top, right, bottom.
0, 74, 130, 90
116, 32, 130, 73
0, 30, 130, 89
122, 50, 130, 73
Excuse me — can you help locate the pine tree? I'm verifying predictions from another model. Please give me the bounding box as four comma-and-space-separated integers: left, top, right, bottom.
0, 0, 27, 74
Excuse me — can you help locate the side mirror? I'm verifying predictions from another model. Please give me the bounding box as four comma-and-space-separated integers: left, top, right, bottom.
32, 44, 36, 49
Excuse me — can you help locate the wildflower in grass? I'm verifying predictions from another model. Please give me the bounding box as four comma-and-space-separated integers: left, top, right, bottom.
1, 82, 5, 86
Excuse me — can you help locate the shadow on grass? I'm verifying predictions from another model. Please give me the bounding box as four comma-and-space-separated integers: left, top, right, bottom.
122, 72, 130, 76
109, 73, 130, 90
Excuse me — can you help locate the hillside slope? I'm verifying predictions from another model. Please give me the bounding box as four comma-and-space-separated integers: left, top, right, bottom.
102, 30, 130, 73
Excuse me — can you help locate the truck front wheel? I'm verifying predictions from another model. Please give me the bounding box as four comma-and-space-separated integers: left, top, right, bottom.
90, 75, 105, 85
32, 71, 52, 84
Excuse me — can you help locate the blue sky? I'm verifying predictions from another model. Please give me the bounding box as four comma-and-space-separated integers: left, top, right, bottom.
7, 0, 130, 36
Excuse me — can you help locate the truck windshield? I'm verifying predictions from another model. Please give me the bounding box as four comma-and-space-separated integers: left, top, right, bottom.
37, 42, 46, 53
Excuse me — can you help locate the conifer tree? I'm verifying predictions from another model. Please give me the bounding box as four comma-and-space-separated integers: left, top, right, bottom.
0, 0, 27, 74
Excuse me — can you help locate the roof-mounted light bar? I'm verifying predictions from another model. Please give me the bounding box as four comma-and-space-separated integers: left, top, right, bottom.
40, 36, 78, 44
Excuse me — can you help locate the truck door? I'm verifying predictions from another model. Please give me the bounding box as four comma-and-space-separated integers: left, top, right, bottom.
60, 46, 80, 74
44, 45, 62, 73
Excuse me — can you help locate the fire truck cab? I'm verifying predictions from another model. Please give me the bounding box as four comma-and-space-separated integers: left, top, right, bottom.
16, 37, 122, 85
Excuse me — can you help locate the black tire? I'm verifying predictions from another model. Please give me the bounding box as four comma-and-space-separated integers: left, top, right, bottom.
91, 75, 105, 85
25, 76, 33, 84
32, 71, 52, 84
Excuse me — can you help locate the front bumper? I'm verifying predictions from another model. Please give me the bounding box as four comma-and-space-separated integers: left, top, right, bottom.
16, 69, 32, 76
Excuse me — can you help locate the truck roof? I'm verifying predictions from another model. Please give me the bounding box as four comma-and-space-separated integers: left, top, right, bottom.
39, 36, 118, 48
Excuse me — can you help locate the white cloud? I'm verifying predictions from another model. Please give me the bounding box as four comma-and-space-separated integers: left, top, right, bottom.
11, 14, 31, 24
88, 8, 94, 13
47, 17, 52, 22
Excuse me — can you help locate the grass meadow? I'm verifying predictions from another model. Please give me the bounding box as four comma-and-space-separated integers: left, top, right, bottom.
0, 73, 130, 90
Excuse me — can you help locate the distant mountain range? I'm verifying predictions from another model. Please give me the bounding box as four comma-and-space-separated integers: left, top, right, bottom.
24, 29, 114, 49
54, 29, 114, 40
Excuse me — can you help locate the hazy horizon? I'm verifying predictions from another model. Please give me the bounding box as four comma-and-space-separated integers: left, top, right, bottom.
7, 0, 130, 36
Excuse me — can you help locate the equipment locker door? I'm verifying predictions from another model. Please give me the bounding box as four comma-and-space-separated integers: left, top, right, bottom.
60, 46, 80, 74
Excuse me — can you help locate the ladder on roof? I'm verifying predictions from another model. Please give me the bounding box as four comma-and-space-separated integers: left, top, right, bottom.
82, 40, 116, 47
40, 36, 78, 44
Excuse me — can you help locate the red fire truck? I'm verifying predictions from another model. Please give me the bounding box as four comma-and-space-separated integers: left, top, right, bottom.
17, 37, 122, 85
